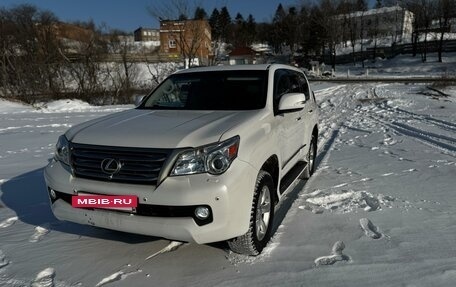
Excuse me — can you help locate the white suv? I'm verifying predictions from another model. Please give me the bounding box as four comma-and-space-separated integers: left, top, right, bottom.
44, 64, 319, 255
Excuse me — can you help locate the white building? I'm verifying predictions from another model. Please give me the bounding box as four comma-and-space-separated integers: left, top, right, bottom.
336, 6, 414, 43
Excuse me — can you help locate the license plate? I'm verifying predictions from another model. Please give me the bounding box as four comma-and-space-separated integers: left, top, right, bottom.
72, 193, 138, 212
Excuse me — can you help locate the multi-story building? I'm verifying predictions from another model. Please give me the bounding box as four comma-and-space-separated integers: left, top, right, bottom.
337, 6, 414, 43
134, 27, 160, 42
159, 19, 212, 65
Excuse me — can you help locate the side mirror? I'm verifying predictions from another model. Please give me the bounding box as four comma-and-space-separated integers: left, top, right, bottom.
134, 95, 145, 107
278, 93, 306, 112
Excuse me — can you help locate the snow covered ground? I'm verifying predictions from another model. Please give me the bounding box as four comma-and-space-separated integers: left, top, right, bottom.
0, 81, 455, 286
334, 52, 456, 78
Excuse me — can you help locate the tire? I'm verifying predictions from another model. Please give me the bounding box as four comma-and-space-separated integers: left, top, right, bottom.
302, 134, 317, 179
228, 171, 275, 256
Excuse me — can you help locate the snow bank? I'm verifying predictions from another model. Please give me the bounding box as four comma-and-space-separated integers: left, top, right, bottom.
0, 99, 30, 113
35, 99, 93, 113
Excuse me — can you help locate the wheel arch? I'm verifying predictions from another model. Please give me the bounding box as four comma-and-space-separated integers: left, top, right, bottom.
312, 125, 319, 140
260, 155, 279, 204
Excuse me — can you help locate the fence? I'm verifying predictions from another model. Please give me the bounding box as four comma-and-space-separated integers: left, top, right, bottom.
64, 53, 183, 63
323, 39, 456, 65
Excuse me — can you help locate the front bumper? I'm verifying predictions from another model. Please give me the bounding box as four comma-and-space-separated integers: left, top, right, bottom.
44, 159, 257, 244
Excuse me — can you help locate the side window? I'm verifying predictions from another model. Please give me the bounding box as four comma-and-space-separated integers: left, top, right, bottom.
273, 69, 291, 115
289, 73, 300, 93
298, 73, 310, 101
275, 71, 290, 97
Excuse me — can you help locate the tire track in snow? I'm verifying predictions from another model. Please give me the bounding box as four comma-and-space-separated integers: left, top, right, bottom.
315, 84, 360, 159
367, 113, 456, 155
376, 101, 456, 133
392, 121, 456, 145
349, 92, 456, 155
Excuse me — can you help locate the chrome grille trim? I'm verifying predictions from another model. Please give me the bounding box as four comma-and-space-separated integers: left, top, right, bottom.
70, 143, 172, 185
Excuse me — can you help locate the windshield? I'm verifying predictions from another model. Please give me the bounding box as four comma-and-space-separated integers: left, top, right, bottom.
140, 70, 268, 110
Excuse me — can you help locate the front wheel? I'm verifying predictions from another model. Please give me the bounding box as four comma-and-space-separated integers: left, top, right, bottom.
302, 134, 317, 179
228, 171, 275, 256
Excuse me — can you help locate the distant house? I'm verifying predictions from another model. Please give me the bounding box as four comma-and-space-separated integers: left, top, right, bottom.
228, 47, 256, 65
52, 22, 95, 43
159, 19, 212, 66
134, 27, 160, 42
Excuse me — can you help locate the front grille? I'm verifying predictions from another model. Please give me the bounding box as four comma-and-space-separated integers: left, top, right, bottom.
70, 143, 172, 185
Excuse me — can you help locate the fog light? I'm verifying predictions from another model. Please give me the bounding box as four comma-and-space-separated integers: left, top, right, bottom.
49, 189, 57, 199
195, 206, 210, 220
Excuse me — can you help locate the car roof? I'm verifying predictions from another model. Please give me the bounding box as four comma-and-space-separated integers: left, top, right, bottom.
173, 64, 302, 74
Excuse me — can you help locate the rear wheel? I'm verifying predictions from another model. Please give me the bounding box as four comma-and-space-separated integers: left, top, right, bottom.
302, 134, 317, 179
228, 171, 275, 256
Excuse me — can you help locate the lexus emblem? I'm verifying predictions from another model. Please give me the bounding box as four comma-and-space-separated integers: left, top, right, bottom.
101, 158, 122, 175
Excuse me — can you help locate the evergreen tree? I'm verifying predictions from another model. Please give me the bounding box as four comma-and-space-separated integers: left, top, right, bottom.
194, 6, 207, 20
235, 12, 244, 24
233, 13, 246, 47
284, 7, 299, 53
256, 22, 273, 44
246, 14, 256, 45
375, 0, 383, 9
219, 6, 232, 42
273, 3, 287, 22
356, 0, 368, 11
209, 8, 220, 40
272, 3, 287, 53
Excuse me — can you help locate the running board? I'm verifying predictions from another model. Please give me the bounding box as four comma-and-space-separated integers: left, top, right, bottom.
279, 161, 307, 195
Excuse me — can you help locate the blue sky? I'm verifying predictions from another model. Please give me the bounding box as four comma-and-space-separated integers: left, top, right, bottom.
1, 0, 376, 32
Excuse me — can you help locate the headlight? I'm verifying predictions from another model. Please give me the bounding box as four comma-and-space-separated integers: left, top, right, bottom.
171, 136, 240, 176
55, 135, 70, 166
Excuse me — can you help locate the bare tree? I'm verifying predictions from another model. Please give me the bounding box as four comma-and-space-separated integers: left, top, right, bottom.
359, 11, 366, 67
418, 0, 436, 62
337, 0, 359, 66
143, 61, 179, 89
0, 8, 13, 98
36, 11, 67, 99
0, 4, 67, 103
319, 0, 341, 71
436, 0, 456, 62
106, 32, 139, 103
367, 8, 382, 61
63, 28, 108, 104
404, 0, 436, 62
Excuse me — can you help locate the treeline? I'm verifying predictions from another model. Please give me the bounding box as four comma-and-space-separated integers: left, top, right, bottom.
204, 0, 456, 66
1, 1, 456, 104
0, 4, 175, 104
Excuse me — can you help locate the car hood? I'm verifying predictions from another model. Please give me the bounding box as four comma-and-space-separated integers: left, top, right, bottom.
66, 109, 259, 148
